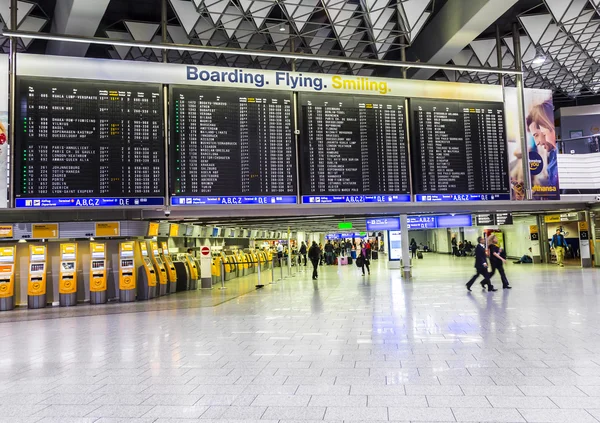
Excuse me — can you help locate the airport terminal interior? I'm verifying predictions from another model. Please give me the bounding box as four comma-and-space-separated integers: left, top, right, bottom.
4, 0, 600, 422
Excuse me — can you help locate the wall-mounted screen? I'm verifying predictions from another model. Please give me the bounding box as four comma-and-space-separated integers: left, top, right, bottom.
410, 99, 510, 202
14, 77, 165, 208
299, 93, 410, 204
170, 86, 297, 206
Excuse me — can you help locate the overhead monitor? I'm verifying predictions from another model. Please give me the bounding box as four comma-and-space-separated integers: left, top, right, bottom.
14, 77, 165, 208
299, 93, 410, 204
410, 99, 510, 202
170, 86, 298, 206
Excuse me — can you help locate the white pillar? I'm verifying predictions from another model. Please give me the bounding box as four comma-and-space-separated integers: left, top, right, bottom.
580, 215, 592, 268
400, 215, 411, 279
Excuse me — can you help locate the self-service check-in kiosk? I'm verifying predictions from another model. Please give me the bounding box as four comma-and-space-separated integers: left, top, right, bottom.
59, 243, 78, 307
174, 254, 190, 291
119, 241, 136, 302
90, 242, 108, 304
0, 246, 16, 311
161, 242, 177, 294
185, 254, 199, 290
28, 245, 48, 309
150, 241, 168, 296
138, 242, 157, 300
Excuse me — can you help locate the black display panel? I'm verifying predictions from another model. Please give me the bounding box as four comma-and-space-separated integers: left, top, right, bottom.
410, 99, 509, 196
170, 86, 296, 204
15, 77, 164, 202
299, 93, 410, 202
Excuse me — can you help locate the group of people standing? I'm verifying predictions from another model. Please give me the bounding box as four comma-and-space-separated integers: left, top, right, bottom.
303, 240, 372, 280
466, 235, 512, 292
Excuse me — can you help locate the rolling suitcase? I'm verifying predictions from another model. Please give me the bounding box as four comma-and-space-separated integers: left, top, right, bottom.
339, 257, 348, 265
348, 256, 353, 265
417, 251, 423, 259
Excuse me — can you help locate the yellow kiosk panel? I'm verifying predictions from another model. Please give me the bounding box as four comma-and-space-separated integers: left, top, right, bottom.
32, 224, 58, 239
96, 222, 120, 237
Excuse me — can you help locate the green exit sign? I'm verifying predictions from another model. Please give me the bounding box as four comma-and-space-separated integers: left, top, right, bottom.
338, 222, 352, 230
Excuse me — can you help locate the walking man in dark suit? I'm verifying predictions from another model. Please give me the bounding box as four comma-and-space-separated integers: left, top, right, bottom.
466, 236, 497, 292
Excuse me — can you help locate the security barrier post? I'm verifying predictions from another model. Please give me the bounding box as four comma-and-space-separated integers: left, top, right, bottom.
219, 260, 227, 290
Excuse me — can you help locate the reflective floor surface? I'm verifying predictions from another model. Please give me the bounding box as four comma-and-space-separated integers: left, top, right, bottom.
1, 254, 600, 423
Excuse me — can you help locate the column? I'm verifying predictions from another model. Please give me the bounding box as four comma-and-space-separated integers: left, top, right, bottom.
401, 215, 411, 279
580, 214, 592, 268
530, 216, 543, 264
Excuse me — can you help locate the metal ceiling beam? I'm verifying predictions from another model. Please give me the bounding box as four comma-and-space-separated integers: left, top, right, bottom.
4, 29, 523, 75
393, 0, 520, 80
46, 0, 111, 57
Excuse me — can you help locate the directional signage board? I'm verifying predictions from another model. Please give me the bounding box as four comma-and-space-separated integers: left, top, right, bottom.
366, 217, 401, 231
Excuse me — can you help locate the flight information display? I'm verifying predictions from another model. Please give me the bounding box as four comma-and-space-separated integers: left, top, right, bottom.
299, 93, 410, 204
410, 99, 510, 202
170, 86, 297, 206
14, 77, 165, 208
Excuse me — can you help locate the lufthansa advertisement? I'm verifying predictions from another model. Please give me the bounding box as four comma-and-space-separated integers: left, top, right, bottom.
505, 87, 559, 201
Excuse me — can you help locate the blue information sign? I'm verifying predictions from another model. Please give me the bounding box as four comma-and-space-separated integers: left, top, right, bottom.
366, 217, 401, 231
171, 196, 297, 206
302, 194, 411, 204
407, 214, 472, 229
15, 197, 165, 208
415, 194, 511, 202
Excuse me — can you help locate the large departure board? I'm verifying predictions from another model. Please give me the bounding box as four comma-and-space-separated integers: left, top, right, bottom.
299, 93, 410, 204
410, 99, 510, 202
170, 86, 297, 206
14, 78, 165, 208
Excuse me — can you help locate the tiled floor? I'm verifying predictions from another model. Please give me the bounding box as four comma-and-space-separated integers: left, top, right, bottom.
1, 254, 600, 422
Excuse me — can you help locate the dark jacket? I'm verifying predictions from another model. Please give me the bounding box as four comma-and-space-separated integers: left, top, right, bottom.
299, 244, 307, 254
551, 234, 567, 248
308, 244, 320, 261
474, 244, 488, 269
324, 243, 334, 253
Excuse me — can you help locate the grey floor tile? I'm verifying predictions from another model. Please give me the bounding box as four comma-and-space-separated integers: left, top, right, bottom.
367, 395, 427, 407
427, 395, 490, 408
141, 404, 208, 419
297, 384, 350, 395
388, 406, 455, 421
452, 407, 525, 422
519, 408, 598, 422
518, 385, 587, 396
252, 394, 311, 407
487, 395, 557, 408
217, 405, 267, 419
262, 406, 327, 420
324, 406, 388, 421
85, 405, 153, 418
32, 405, 101, 418
140, 393, 203, 406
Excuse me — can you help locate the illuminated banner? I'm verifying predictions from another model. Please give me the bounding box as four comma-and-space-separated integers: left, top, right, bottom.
18, 54, 503, 102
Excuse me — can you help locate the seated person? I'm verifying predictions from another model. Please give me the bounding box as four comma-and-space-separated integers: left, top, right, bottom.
514, 247, 534, 264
